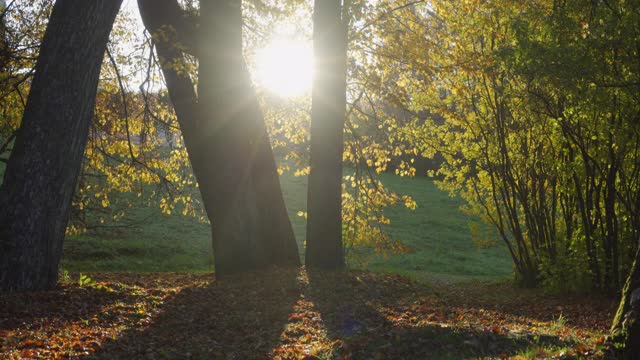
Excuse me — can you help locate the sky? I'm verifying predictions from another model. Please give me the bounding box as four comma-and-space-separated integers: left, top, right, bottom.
122, 0, 143, 29
115, 0, 313, 97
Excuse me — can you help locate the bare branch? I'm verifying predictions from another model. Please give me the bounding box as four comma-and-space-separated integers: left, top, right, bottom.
0, 129, 16, 155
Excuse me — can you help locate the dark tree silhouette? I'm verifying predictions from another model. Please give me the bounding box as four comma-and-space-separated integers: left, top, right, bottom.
0, 0, 123, 292
305, 0, 348, 269
138, 0, 300, 275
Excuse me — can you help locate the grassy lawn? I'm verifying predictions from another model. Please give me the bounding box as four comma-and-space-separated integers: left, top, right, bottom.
364, 172, 512, 283
61, 169, 513, 283
2, 159, 512, 281
62, 210, 213, 273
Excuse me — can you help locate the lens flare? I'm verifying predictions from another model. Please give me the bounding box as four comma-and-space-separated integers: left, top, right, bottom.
255, 38, 313, 97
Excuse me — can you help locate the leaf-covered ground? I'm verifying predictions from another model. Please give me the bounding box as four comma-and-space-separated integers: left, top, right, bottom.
0, 269, 617, 359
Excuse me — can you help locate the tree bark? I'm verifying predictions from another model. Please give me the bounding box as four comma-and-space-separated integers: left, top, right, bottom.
0, 2, 6, 74
305, 0, 348, 269
610, 247, 640, 357
139, 0, 299, 275
0, 0, 122, 292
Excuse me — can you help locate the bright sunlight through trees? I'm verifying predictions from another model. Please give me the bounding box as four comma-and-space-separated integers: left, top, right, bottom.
255, 38, 313, 97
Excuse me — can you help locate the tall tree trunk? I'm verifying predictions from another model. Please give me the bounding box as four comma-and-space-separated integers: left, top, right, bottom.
0, 0, 122, 292
305, 0, 348, 269
0, 1, 6, 74
610, 247, 640, 357
139, 0, 299, 275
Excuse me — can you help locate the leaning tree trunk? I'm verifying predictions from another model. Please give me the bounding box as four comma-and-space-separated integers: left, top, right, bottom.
0, 0, 122, 292
0, 2, 6, 74
305, 0, 348, 269
610, 247, 640, 357
139, 0, 299, 275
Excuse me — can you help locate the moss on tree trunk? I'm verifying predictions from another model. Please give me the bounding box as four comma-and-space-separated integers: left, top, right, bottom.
609, 247, 640, 358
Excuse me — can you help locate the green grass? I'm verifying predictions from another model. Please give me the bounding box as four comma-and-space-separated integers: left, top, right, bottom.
279, 169, 308, 260
62, 208, 213, 273
2, 157, 513, 281
60, 168, 513, 283
362, 172, 513, 283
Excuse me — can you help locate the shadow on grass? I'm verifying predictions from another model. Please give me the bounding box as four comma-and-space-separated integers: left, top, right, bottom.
84, 268, 300, 359
306, 269, 576, 359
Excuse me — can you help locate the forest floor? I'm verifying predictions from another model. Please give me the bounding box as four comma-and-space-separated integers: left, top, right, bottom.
0, 269, 617, 359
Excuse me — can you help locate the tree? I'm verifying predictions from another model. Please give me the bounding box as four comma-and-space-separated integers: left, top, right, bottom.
305, 0, 349, 269
0, 0, 123, 292
357, 0, 640, 291
0, 1, 50, 161
139, 0, 300, 275
610, 247, 640, 357
0, 2, 5, 68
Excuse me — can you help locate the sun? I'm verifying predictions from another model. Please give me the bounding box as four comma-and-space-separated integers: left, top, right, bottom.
255, 38, 313, 98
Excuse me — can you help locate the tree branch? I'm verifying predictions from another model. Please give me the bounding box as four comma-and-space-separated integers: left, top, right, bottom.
137, 0, 199, 57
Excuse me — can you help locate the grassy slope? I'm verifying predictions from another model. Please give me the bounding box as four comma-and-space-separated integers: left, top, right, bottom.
62, 210, 213, 273
366, 172, 512, 282
61, 169, 512, 282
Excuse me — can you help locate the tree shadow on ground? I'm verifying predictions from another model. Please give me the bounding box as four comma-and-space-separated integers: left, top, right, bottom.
0, 281, 140, 332
306, 269, 577, 359
84, 268, 300, 359
2, 269, 603, 358
430, 280, 617, 330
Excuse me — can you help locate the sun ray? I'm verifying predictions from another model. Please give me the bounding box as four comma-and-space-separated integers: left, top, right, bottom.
255, 38, 313, 98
